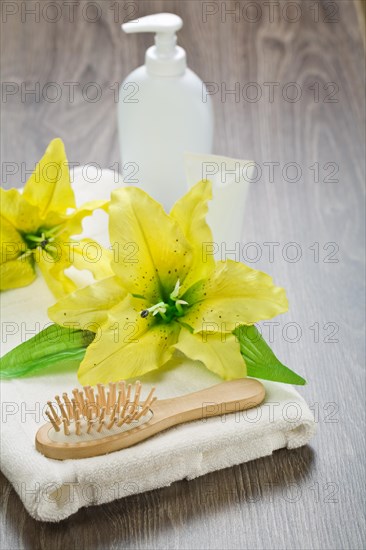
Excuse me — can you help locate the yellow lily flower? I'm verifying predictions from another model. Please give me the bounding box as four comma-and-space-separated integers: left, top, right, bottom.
0, 139, 112, 297
49, 180, 288, 384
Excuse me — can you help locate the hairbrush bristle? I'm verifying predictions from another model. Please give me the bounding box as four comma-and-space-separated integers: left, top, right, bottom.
45, 381, 156, 438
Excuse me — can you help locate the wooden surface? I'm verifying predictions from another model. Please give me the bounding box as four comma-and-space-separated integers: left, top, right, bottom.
1, 0, 365, 548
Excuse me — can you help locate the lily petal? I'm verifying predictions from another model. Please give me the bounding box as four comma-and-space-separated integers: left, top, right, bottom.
109, 187, 193, 302
0, 256, 36, 290
174, 327, 246, 380
22, 138, 76, 217
0, 188, 41, 233
48, 275, 127, 328
71, 238, 114, 280
183, 260, 288, 332
170, 180, 215, 292
64, 200, 109, 236
78, 295, 180, 384
36, 246, 77, 298
0, 217, 26, 263
34, 235, 113, 298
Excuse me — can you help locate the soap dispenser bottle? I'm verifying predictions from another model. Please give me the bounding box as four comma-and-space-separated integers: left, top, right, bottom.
119, 13, 214, 209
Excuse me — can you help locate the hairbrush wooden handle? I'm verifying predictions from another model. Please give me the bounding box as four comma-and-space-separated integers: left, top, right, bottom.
35, 378, 265, 460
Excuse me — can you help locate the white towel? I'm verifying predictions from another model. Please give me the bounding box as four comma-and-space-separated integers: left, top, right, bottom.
0, 168, 316, 522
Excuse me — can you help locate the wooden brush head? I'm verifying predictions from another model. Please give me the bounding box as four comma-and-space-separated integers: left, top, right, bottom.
44, 380, 156, 439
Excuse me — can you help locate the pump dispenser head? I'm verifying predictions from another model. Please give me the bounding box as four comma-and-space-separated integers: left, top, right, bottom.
122, 13, 186, 76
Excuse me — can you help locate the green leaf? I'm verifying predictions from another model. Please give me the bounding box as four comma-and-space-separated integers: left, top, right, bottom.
0, 324, 95, 379
233, 325, 307, 385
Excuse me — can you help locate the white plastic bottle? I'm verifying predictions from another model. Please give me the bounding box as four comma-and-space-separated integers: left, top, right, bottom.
119, 13, 214, 209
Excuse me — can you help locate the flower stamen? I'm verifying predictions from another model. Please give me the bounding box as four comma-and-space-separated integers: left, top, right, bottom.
140, 280, 189, 322
23, 230, 56, 252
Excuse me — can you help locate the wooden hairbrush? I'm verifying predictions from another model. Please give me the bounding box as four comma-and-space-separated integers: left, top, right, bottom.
35, 378, 265, 460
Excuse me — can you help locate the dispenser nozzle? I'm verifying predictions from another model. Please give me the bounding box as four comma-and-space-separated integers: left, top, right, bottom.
122, 13, 186, 76
122, 13, 183, 35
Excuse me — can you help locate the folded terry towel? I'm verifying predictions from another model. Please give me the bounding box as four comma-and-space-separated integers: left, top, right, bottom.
0, 168, 316, 522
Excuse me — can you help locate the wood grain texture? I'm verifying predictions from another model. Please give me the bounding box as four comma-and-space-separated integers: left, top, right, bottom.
0, 0, 365, 548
